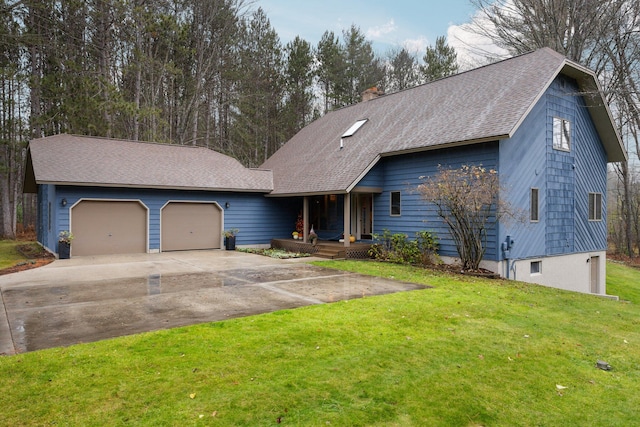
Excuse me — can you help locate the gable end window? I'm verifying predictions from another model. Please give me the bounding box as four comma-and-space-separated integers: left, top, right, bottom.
390, 191, 401, 216
589, 192, 602, 221
530, 188, 539, 222
553, 117, 571, 151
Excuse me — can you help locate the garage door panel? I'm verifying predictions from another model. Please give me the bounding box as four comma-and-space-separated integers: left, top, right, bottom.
72, 201, 147, 256
161, 202, 221, 251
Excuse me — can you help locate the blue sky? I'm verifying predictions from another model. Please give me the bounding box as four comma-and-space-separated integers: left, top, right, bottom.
256, 0, 478, 56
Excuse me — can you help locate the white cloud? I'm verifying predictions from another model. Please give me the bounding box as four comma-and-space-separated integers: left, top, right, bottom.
402, 37, 429, 55
447, 10, 509, 70
366, 19, 397, 39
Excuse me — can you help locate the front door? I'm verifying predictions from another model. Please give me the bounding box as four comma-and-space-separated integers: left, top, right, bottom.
356, 194, 373, 240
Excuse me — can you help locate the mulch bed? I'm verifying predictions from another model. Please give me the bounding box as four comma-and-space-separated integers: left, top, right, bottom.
0, 244, 55, 276
430, 263, 501, 279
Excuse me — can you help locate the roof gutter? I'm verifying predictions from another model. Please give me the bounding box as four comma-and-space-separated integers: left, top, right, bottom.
265, 190, 349, 198
380, 136, 509, 158
33, 181, 274, 194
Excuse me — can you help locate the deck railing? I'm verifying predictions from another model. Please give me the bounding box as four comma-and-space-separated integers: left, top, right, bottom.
271, 239, 372, 259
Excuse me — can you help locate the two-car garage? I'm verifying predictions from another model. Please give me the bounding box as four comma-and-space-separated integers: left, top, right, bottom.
70, 200, 222, 256
26, 135, 275, 257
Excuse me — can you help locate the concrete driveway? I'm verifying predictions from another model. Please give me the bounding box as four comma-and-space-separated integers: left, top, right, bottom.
0, 251, 425, 354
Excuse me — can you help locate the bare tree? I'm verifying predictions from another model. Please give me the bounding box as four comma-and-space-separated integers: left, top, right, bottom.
417, 165, 519, 271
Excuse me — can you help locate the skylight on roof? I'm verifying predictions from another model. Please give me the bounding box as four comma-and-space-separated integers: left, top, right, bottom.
342, 119, 368, 137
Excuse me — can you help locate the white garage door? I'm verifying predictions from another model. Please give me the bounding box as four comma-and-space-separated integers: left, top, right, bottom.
161, 202, 222, 251
71, 200, 147, 256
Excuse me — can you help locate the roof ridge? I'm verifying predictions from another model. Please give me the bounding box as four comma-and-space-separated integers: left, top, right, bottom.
49, 133, 213, 151
330, 48, 564, 112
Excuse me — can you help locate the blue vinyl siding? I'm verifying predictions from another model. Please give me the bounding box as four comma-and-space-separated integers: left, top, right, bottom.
546, 78, 577, 255
50, 186, 295, 251
499, 89, 547, 260
355, 162, 384, 188
371, 143, 500, 259
572, 84, 608, 251
499, 76, 608, 261
37, 184, 56, 251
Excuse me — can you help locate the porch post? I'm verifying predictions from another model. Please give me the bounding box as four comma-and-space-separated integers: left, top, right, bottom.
343, 193, 351, 247
303, 196, 309, 243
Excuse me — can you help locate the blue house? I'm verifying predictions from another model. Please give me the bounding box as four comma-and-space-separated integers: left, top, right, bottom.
24, 48, 625, 295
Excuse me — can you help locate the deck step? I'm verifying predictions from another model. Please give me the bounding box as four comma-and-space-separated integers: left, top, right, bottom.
314, 246, 346, 259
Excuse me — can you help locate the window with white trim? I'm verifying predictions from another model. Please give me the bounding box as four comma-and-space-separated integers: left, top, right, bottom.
390, 191, 401, 216
589, 192, 602, 221
553, 117, 571, 151
530, 188, 539, 222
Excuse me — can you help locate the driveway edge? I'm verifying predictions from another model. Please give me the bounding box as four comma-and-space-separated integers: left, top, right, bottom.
0, 289, 16, 355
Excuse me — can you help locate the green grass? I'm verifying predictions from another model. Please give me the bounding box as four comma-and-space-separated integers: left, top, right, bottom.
1, 260, 639, 426
0, 240, 32, 270
606, 260, 640, 303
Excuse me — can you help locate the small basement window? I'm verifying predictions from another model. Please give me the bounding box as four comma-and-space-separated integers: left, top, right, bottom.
390, 191, 401, 216
342, 119, 368, 137
530, 260, 541, 275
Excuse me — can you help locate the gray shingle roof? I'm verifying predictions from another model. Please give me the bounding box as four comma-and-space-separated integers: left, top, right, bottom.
25, 134, 273, 192
261, 47, 625, 196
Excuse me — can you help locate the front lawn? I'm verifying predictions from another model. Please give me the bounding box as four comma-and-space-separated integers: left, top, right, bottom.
1, 260, 639, 426
0, 240, 31, 270
0, 239, 54, 274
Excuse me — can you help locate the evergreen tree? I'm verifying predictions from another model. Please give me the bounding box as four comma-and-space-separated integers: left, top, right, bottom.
316, 30, 345, 113
386, 47, 420, 92
421, 35, 459, 82
342, 25, 384, 105
283, 36, 316, 139
233, 7, 284, 166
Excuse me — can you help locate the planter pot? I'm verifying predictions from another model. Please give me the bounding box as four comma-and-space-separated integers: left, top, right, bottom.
58, 241, 71, 259
225, 236, 236, 250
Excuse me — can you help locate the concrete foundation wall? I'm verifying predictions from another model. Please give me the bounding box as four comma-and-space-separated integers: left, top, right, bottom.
507, 251, 606, 295
440, 251, 607, 295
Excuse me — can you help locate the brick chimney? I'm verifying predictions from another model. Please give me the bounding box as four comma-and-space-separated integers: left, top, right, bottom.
361, 86, 384, 102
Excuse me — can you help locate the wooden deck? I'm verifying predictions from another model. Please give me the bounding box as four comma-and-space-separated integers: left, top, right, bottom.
271, 239, 373, 259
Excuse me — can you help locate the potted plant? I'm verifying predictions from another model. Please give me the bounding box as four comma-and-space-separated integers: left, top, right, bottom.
58, 230, 74, 259
224, 228, 239, 250
295, 212, 304, 237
